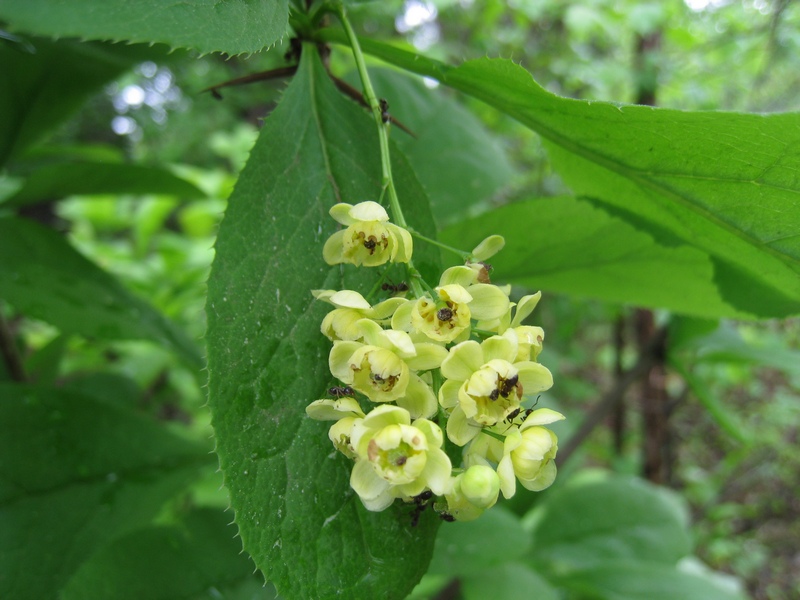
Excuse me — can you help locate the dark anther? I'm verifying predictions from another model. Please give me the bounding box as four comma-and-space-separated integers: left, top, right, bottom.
437, 307, 454, 322
395, 456, 407, 466
363, 238, 377, 252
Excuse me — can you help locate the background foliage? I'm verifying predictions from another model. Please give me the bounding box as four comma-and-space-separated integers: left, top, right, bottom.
1, 1, 798, 599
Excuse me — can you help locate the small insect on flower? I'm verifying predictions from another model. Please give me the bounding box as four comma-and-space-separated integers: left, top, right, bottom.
498, 374, 521, 398
381, 281, 409, 294
329, 386, 355, 398
409, 490, 434, 527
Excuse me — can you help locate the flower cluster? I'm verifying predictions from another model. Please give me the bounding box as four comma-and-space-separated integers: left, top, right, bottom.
307, 201, 564, 522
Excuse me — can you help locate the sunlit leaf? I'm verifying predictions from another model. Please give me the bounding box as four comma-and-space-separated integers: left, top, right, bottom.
0, 216, 202, 368
319, 31, 800, 318
441, 196, 743, 318
4, 162, 206, 208
0, 38, 160, 166
206, 47, 440, 600
0, 0, 289, 55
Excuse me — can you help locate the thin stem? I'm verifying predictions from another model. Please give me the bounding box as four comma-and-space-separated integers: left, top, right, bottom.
408, 228, 470, 261
334, 3, 424, 298
480, 428, 506, 443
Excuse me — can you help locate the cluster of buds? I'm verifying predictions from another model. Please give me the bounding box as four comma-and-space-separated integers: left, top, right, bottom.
307, 201, 564, 522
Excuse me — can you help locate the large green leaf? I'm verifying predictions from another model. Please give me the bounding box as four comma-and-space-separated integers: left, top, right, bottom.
0, 216, 202, 368
524, 474, 692, 571
0, 0, 289, 55
441, 196, 742, 318
61, 509, 273, 600
3, 162, 206, 208
0, 38, 157, 166
558, 561, 748, 600
318, 30, 800, 318
0, 385, 210, 600
366, 69, 516, 227
206, 47, 441, 600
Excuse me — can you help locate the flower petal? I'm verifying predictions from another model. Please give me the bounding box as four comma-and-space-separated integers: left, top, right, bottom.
406, 342, 448, 371
322, 230, 346, 265
519, 407, 565, 430
468, 284, 510, 321
362, 404, 411, 429
306, 398, 365, 421
446, 406, 481, 446
396, 375, 438, 419
441, 340, 483, 381
329, 290, 371, 310
481, 334, 515, 363
519, 460, 557, 492
516, 362, 554, 395
439, 265, 477, 287
349, 200, 389, 222
387, 223, 413, 263
421, 448, 453, 495
351, 459, 391, 501
470, 235, 505, 261
511, 292, 542, 327
329, 341, 362, 382
438, 379, 461, 410
330, 203, 356, 225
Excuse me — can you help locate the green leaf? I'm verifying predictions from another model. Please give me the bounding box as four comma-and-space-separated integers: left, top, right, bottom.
0, 216, 202, 368
366, 68, 516, 227
3, 162, 206, 208
206, 47, 441, 600
524, 474, 692, 571
0, 38, 161, 166
61, 509, 273, 600
462, 563, 559, 600
0, 384, 210, 600
428, 507, 531, 576
0, 0, 289, 55
441, 196, 743, 318
318, 31, 800, 318
557, 561, 748, 600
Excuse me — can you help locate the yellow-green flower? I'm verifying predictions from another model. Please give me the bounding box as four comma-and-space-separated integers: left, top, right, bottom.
313, 289, 405, 341
439, 329, 553, 445
409, 284, 473, 343
463, 408, 563, 498
392, 266, 510, 343
305, 397, 366, 459
323, 201, 413, 267
329, 319, 446, 410
349, 405, 452, 511
497, 408, 563, 497
476, 291, 545, 359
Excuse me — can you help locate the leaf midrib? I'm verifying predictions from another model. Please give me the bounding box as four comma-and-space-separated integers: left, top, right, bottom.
318, 31, 800, 282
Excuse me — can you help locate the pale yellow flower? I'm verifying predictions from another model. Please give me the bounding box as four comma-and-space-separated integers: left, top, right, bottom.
322, 201, 412, 267
349, 405, 452, 511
